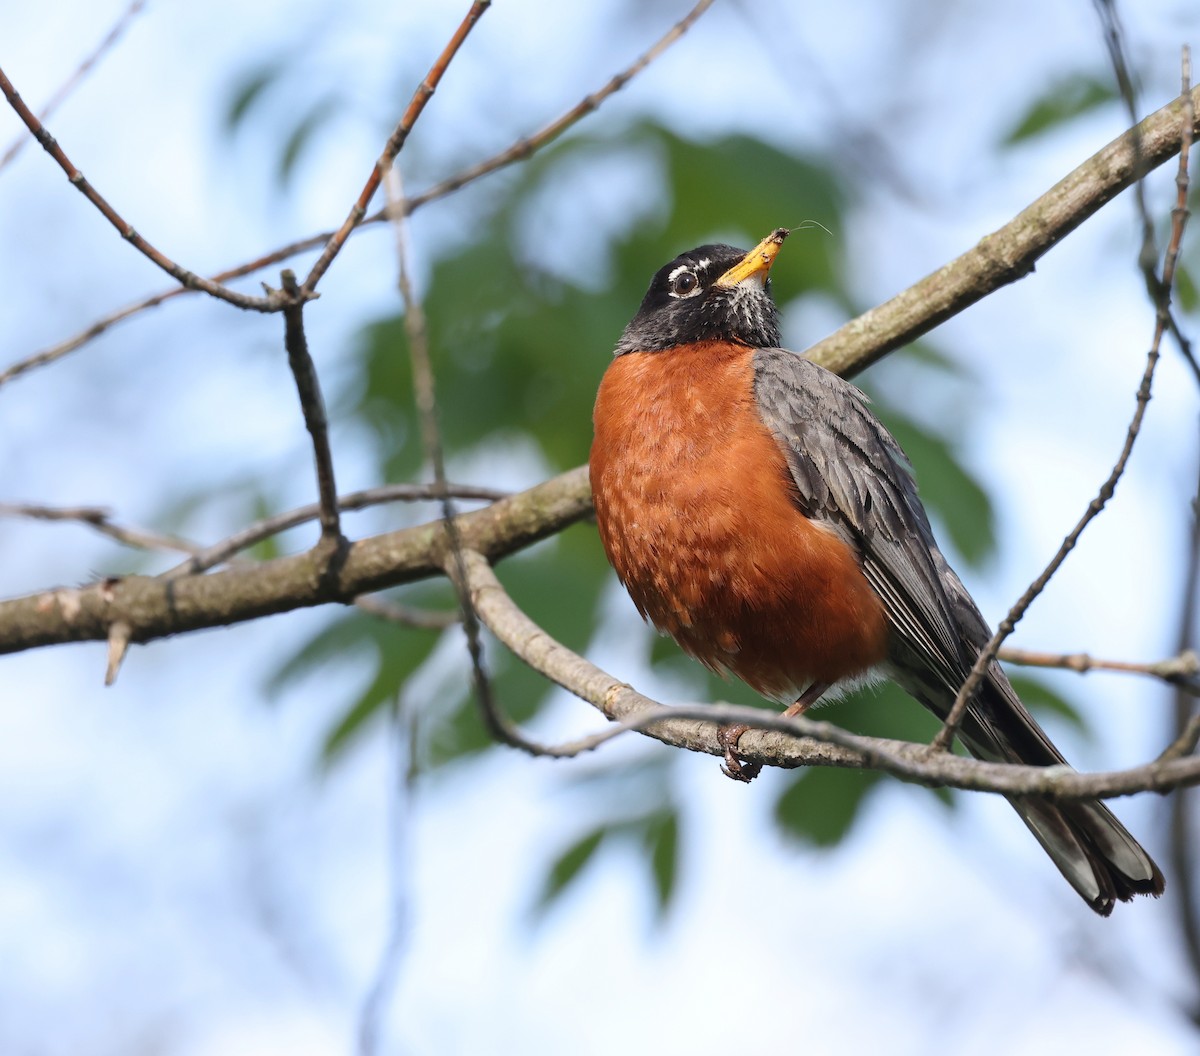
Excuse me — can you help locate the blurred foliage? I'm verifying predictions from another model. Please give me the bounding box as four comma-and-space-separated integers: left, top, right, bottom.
1000, 73, 1118, 145
532, 807, 678, 921
240, 103, 1093, 916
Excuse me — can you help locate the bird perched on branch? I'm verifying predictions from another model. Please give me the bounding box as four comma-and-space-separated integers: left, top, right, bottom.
589, 227, 1164, 915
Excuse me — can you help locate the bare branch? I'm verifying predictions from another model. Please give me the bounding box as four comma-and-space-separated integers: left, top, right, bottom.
0, 65, 279, 313
459, 549, 1200, 799
300, 0, 492, 296
0, 502, 202, 556
806, 84, 1200, 379
384, 161, 536, 756
353, 594, 458, 631
0, 465, 592, 655
999, 645, 1200, 695
278, 270, 342, 544
164, 482, 509, 578
0, 287, 182, 388
932, 340, 1166, 750
0, 0, 147, 174
385, 0, 716, 222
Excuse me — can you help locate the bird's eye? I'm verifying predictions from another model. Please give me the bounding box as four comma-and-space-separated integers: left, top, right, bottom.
668, 268, 699, 298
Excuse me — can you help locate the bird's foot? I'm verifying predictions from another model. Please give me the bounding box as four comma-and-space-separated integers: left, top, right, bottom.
717, 723, 762, 783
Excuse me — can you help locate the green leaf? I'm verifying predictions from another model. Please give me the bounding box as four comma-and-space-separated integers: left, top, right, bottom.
532, 826, 609, 915
277, 97, 342, 187
1002, 74, 1117, 146
264, 604, 444, 763
224, 61, 286, 132
774, 766, 878, 847
640, 810, 679, 917
1176, 263, 1198, 314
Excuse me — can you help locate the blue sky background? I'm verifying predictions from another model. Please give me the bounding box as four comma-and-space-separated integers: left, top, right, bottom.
1, 1, 1199, 1053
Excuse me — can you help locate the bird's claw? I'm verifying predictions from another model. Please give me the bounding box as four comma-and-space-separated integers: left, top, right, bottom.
717, 723, 762, 783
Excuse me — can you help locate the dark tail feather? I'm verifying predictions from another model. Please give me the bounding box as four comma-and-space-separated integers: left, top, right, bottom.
898, 663, 1164, 915
1010, 795, 1164, 916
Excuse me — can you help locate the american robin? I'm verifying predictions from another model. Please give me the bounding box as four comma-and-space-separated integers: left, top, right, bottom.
590, 227, 1164, 915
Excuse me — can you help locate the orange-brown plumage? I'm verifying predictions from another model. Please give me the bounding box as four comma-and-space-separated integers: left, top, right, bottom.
591, 339, 889, 701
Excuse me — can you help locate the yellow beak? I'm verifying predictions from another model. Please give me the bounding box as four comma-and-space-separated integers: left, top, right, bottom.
714, 227, 789, 288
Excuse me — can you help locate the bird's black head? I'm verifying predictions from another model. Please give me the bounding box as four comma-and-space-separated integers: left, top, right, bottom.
615, 228, 787, 356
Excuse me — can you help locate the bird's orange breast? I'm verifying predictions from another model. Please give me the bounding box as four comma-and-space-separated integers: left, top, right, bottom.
590, 340, 889, 701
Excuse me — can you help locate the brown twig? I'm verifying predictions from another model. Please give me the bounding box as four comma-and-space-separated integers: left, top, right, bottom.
998, 645, 1200, 695
1165, 45, 1200, 1022
384, 162, 536, 754
0, 65, 278, 313
300, 0, 491, 296
0, 501, 202, 556
0, 0, 147, 174
353, 593, 459, 631
931, 343, 1166, 751
278, 270, 341, 543
382, 0, 716, 223
163, 482, 509, 578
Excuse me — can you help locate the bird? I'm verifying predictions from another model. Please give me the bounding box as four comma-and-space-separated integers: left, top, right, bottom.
589, 227, 1164, 915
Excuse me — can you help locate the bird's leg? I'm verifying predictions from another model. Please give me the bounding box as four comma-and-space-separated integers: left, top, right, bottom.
718, 682, 830, 783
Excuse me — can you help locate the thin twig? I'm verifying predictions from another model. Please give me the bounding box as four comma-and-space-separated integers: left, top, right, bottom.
0, 501, 202, 556
998, 645, 1200, 695
382, 0, 716, 223
301, 0, 491, 296
1166, 45, 1200, 1024
0, 64, 278, 313
1171, 429, 1200, 1017
353, 593, 459, 631
805, 85, 1200, 379
357, 688, 418, 1056
384, 162, 538, 754
1092, 0, 1157, 276
0, 0, 722, 390
0, 0, 147, 174
0, 287, 181, 388
931, 32, 1193, 753
162, 482, 508, 578
279, 270, 341, 543
931, 343, 1166, 751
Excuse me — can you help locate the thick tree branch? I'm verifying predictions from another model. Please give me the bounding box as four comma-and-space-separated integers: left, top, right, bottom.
807, 84, 1200, 379
0, 467, 592, 655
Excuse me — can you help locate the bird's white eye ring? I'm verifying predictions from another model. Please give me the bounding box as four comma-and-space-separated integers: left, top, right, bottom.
667, 266, 700, 298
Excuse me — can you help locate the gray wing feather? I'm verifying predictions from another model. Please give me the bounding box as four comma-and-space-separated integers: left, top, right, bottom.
751, 348, 971, 706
